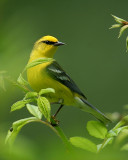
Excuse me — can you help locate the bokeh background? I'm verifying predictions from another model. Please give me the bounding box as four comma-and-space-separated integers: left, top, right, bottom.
1, 0, 128, 159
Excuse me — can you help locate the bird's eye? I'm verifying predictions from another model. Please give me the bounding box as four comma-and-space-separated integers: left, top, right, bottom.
42, 40, 55, 45
45, 40, 50, 44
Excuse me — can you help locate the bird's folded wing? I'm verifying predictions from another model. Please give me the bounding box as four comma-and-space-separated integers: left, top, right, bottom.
46, 60, 87, 99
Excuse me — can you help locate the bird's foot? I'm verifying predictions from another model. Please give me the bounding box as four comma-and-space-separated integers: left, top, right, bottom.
50, 116, 59, 126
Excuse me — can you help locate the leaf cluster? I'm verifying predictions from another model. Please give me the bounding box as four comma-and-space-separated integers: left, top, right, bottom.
6, 87, 55, 145
5, 57, 55, 145
70, 117, 128, 153
5, 57, 71, 150
110, 15, 128, 51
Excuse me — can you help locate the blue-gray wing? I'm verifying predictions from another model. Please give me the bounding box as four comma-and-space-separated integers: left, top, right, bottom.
46, 61, 87, 99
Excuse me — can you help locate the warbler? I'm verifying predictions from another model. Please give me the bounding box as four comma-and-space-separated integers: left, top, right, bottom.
27, 35, 111, 124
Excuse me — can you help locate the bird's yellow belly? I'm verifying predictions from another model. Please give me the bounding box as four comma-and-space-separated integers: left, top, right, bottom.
27, 63, 75, 106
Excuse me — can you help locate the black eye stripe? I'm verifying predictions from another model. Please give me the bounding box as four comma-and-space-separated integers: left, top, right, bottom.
42, 40, 56, 45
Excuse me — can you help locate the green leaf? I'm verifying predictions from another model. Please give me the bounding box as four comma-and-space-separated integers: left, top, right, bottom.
70, 137, 97, 153
11, 99, 32, 112
39, 88, 55, 96
112, 15, 126, 24
26, 104, 42, 119
118, 25, 128, 38
7, 77, 29, 93
17, 74, 29, 86
5, 117, 37, 145
109, 24, 122, 29
24, 91, 38, 99
26, 58, 53, 70
121, 143, 128, 151
37, 97, 51, 122
126, 36, 128, 52
87, 121, 107, 139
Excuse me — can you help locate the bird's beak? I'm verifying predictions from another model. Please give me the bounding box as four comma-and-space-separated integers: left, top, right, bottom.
54, 41, 65, 46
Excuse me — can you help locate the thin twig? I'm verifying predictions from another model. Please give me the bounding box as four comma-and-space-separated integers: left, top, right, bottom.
97, 138, 107, 153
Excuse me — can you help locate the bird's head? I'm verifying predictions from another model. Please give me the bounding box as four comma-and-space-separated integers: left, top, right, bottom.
32, 35, 65, 58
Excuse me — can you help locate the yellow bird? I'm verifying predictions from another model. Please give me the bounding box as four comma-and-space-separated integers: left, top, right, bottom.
27, 35, 111, 124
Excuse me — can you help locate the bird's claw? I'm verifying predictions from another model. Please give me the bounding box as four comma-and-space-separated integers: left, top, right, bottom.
50, 116, 59, 126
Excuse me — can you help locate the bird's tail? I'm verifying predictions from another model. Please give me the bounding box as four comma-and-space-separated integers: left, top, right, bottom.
75, 97, 111, 124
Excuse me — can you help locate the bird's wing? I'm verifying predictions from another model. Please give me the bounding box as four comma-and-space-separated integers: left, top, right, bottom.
46, 60, 87, 99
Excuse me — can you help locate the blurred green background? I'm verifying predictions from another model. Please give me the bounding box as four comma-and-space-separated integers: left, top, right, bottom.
1, 0, 128, 159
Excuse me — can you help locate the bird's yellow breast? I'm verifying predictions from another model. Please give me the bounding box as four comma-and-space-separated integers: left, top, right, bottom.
27, 61, 76, 106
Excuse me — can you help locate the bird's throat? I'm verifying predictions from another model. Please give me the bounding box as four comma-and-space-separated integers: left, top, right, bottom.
30, 47, 57, 61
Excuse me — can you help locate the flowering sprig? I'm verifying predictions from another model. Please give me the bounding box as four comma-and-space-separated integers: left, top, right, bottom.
110, 15, 128, 51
